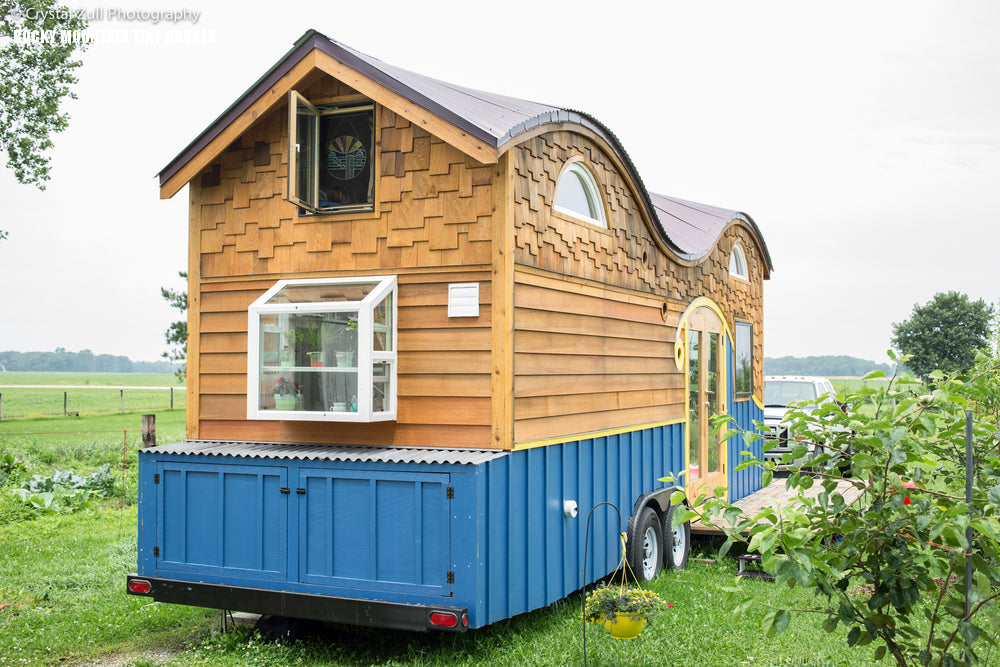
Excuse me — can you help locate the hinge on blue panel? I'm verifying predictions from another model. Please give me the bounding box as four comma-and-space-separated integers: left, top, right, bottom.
153, 473, 160, 484
296, 488, 306, 495
447, 571, 455, 584
446, 486, 454, 499
280, 487, 290, 494
153, 546, 160, 557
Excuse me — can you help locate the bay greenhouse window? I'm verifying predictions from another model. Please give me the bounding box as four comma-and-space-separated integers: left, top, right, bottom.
247, 276, 397, 422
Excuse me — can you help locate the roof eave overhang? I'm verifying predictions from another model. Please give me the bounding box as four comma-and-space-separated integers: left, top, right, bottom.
157, 30, 499, 200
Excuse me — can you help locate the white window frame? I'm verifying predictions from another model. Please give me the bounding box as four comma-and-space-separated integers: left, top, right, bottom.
247, 276, 398, 422
729, 242, 749, 280
553, 160, 608, 228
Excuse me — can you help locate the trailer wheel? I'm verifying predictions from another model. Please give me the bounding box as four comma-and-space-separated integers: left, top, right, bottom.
662, 502, 690, 570
626, 507, 663, 582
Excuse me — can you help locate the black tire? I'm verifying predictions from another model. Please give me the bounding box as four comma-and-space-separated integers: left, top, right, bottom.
661, 502, 690, 570
626, 506, 664, 582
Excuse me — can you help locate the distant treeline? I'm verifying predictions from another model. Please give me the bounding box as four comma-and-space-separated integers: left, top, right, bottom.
765, 355, 898, 377
0, 349, 181, 374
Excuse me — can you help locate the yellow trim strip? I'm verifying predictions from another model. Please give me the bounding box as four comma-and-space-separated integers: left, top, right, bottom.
752, 393, 764, 410
513, 418, 686, 451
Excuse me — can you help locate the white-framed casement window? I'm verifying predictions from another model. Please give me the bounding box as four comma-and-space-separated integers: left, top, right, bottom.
553, 160, 607, 228
729, 242, 749, 280
247, 276, 397, 422
287, 90, 375, 214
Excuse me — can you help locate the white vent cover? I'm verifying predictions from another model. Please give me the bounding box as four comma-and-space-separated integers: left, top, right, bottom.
448, 283, 479, 318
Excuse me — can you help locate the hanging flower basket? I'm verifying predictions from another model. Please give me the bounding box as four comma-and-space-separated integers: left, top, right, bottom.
602, 613, 647, 640
584, 584, 666, 640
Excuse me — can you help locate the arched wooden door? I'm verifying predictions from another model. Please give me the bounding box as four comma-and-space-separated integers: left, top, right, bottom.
685, 305, 726, 501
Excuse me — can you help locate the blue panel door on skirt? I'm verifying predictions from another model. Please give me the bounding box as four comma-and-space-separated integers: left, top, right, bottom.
157, 462, 288, 581
298, 467, 451, 597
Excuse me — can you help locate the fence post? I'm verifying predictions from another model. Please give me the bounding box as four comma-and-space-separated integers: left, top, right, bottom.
170, 387, 174, 410
0, 393, 3, 421
120, 389, 124, 413
64, 391, 68, 416
142, 414, 156, 448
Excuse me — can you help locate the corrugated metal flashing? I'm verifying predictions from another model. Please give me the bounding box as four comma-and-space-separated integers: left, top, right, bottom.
143, 439, 507, 466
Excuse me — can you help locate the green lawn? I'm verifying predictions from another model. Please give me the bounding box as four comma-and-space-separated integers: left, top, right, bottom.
0, 395, 887, 666
0, 371, 184, 386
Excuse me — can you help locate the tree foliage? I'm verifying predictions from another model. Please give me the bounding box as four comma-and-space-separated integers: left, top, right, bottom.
892, 292, 995, 379
0, 348, 179, 373
677, 352, 1000, 666
766, 354, 896, 377
0, 0, 88, 189
161, 271, 188, 381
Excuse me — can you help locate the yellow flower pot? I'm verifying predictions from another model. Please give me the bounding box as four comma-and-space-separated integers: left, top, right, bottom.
602, 613, 647, 639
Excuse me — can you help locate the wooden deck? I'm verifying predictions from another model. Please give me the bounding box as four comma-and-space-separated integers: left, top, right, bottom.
690, 477, 867, 535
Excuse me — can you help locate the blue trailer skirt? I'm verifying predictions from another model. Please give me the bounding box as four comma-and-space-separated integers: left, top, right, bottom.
134, 417, 758, 629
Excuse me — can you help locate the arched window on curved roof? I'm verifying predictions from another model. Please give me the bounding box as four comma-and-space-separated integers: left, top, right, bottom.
554, 161, 607, 228
729, 242, 749, 280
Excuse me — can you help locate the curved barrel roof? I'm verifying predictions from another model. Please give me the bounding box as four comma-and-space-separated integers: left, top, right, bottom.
159, 29, 771, 272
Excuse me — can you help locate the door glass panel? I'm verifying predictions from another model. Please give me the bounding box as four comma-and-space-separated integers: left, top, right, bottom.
688, 330, 700, 481
707, 332, 720, 474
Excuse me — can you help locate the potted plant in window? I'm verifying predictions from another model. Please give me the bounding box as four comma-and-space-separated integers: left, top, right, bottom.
272, 377, 300, 410
584, 584, 667, 639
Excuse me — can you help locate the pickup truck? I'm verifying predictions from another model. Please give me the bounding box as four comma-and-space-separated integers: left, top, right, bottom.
763, 375, 837, 468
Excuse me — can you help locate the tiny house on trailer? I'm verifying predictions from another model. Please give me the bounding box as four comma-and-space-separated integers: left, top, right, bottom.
127, 30, 773, 631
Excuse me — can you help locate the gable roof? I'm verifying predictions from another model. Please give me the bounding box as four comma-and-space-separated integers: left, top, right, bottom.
159, 29, 772, 273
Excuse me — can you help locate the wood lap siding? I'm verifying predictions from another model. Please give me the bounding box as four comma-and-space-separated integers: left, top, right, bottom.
188, 72, 496, 448
512, 271, 682, 444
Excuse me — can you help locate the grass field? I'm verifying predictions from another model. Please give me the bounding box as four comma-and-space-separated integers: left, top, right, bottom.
0, 376, 890, 666
0, 372, 185, 419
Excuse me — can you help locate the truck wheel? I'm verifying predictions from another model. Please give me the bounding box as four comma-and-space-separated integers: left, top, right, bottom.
627, 507, 663, 582
662, 502, 690, 570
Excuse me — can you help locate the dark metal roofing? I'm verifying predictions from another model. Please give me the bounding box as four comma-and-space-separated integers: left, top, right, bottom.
144, 439, 507, 466
648, 193, 771, 268
158, 29, 772, 272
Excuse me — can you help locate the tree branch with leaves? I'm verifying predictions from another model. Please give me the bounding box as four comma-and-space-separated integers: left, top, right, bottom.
161, 271, 187, 382
0, 0, 88, 189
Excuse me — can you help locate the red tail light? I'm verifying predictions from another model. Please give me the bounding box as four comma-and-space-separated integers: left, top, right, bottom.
128, 578, 152, 594
429, 611, 458, 627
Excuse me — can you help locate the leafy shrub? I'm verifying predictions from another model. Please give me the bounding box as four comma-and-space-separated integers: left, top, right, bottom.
681, 352, 1000, 666
11, 465, 116, 514
0, 450, 27, 486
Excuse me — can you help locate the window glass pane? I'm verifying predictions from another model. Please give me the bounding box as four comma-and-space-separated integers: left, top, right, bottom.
688, 330, 700, 480
318, 108, 374, 208
373, 293, 393, 352
257, 311, 359, 412
707, 332, 719, 474
266, 282, 375, 305
555, 170, 591, 217
730, 243, 748, 279
295, 99, 317, 209
734, 322, 752, 399
372, 361, 390, 412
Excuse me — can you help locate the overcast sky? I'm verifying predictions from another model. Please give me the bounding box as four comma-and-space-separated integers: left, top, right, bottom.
1, 0, 997, 366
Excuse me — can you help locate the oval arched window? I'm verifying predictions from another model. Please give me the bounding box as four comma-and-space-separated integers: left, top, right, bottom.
554, 161, 607, 227
729, 242, 749, 280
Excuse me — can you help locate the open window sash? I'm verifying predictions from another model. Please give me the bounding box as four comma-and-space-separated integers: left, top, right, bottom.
288, 90, 321, 212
